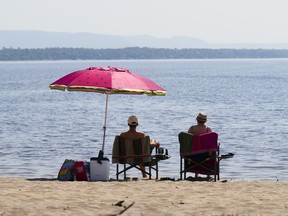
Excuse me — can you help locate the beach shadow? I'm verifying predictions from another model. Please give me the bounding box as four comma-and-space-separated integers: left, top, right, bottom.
26, 176, 228, 182
27, 178, 58, 181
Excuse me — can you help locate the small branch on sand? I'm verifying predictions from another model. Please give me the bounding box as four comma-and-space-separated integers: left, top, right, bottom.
117, 202, 135, 215
108, 201, 135, 216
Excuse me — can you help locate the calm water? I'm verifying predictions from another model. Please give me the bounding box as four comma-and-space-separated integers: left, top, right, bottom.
1, 59, 288, 180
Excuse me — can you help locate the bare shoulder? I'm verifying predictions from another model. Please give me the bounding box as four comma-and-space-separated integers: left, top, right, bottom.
207, 127, 212, 132
138, 131, 145, 137
120, 131, 128, 137
188, 126, 193, 134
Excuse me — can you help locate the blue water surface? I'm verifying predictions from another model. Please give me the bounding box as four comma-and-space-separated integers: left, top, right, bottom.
0, 59, 287, 180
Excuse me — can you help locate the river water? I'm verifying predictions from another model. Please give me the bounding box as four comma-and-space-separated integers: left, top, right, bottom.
1, 59, 287, 180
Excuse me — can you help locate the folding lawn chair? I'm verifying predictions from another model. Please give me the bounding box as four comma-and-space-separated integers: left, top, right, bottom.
179, 132, 220, 181
112, 135, 160, 180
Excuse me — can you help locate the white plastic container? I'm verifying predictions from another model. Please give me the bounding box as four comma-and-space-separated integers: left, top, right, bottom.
90, 157, 110, 181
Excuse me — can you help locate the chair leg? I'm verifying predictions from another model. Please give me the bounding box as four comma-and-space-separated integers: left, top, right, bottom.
180, 157, 183, 180
217, 147, 220, 181
116, 163, 119, 180
183, 158, 187, 180
217, 157, 220, 181
156, 160, 158, 180
124, 164, 126, 179
214, 157, 217, 182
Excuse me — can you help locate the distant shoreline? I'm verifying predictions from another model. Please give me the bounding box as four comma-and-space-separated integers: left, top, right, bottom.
1, 47, 288, 61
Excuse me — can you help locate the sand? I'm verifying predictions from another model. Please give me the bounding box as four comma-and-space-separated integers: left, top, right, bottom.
0, 176, 288, 216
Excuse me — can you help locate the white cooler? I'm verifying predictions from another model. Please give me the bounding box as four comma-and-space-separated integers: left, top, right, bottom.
90, 157, 110, 181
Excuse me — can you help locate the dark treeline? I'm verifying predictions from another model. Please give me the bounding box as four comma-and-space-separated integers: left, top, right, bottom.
1, 47, 288, 61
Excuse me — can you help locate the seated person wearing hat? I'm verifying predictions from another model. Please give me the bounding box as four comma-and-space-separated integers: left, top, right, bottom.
188, 112, 212, 179
120, 115, 160, 178
188, 112, 212, 136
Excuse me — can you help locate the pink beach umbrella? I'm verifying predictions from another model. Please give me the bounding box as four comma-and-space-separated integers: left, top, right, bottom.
49, 66, 166, 154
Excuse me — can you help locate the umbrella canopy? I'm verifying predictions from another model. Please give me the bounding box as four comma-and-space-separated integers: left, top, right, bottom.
50, 66, 166, 95
49, 66, 166, 154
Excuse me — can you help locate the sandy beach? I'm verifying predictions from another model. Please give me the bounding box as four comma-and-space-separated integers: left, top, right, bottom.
0, 176, 287, 216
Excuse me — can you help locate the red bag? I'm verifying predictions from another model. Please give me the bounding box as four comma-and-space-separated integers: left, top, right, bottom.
75, 161, 88, 181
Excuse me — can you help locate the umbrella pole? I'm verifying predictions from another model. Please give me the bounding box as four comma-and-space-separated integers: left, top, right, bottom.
102, 93, 109, 153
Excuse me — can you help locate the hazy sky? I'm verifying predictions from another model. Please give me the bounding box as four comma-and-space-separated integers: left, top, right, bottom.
1, 0, 288, 43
